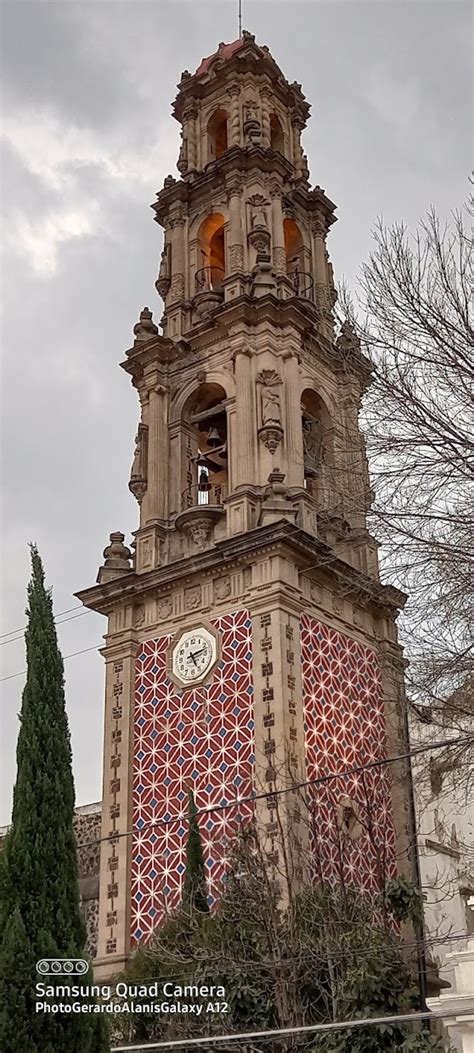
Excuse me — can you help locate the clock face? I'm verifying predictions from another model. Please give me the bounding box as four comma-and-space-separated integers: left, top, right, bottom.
171, 627, 217, 685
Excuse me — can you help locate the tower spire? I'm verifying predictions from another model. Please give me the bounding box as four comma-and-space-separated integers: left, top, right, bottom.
238, 0, 242, 37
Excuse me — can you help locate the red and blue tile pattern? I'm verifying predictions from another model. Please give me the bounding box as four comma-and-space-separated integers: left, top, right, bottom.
130, 610, 254, 943
301, 614, 397, 893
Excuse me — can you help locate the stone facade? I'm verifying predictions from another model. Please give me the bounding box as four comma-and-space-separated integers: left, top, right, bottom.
76, 32, 417, 980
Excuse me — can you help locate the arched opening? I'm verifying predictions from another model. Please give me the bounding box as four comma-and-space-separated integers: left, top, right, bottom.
207, 109, 229, 161
284, 218, 304, 273
270, 113, 284, 154
284, 218, 313, 299
183, 384, 228, 507
301, 388, 332, 494
196, 213, 226, 293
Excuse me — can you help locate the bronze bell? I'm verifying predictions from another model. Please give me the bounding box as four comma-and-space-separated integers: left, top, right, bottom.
207, 427, 221, 448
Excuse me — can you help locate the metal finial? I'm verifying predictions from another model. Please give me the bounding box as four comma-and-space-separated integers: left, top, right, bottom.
238, 0, 242, 37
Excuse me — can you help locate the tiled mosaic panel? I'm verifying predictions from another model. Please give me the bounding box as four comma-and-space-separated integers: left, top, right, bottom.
131, 610, 254, 943
301, 614, 397, 893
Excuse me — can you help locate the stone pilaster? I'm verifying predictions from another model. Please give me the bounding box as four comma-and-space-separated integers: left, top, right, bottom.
271, 188, 286, 275
228, 83, 241, 146
232, 347, 255, 486
94, 630, 138, 980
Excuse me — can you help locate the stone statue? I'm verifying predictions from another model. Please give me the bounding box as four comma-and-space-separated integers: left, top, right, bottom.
262, 386, 281, 426
155, 244, 171, 299
252, 201, 268, 229
129, 423, 148, 504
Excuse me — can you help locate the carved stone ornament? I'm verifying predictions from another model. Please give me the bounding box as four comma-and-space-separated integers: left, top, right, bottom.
133, 306, 158, 344
214, 576, 231, 600
128, 423, 148, 505
97, 532, 133, 584
177, 134, 188, 174
302, 415, 323, 474
184, 585, 202, 611
243, 101, 261, 143
155, 244, 171, 299
336, 320, 361, 355
157, 596, 173, 620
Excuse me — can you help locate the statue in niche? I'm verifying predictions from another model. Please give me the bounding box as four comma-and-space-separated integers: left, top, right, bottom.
177, 135, 188, 174
262, 385, 282, 426
155, 244, 171, 299
251, 200, 268, 229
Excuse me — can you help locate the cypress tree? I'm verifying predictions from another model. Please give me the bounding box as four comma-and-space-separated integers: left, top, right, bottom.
0, 546, 109, 1052
182, 791, 209, 914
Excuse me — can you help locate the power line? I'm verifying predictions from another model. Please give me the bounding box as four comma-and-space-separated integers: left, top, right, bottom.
78, 734, 473, 850
0, 603, 85, 640
0, 608, 92, 647
1, 643, 100, 682
110, 1008, 474, 1051
99, 930, 474, 993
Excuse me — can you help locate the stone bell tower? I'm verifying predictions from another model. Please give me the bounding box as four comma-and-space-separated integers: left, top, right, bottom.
77, 32, 415, 979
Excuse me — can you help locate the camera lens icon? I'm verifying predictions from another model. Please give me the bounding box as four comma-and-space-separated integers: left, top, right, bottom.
36, 958, 89, 976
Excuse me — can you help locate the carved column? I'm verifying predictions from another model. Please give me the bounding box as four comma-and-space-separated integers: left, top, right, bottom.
283, 350, 304, 487
185, 105, 198, 170
313, 212, 330, 315
143, 372, 168, 523
169, 214, 186, 302
260, 87, 271, 147
226, 175, 244, 273
271, 188, 286, 274
228, 84, 241, 146
233, 348, 255, 485
291, 118, 304, 180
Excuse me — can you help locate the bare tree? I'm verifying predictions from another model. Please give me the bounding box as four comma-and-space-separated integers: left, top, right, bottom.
340, 204, 473, 781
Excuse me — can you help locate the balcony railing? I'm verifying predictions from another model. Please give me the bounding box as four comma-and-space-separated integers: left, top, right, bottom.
289, 267, 314, 300
182, 482, 227, 510
195, 266, 225, 294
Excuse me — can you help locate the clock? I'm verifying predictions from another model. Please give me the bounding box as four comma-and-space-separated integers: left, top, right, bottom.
170, 626, 218, 686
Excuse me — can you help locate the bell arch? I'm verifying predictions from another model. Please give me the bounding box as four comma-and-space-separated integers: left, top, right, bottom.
270, 113, 285, 154
196, 213, 226, 292
300, 387, 334, 497
182, 383, 229, 507
207, 108, 229, 160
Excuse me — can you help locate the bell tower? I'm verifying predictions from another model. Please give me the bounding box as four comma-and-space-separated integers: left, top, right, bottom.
77, 33, 415, 979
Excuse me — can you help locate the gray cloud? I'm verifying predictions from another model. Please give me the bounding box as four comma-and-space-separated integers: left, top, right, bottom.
1, 0, 471, 823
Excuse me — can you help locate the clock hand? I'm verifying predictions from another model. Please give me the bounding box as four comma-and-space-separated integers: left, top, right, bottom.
187, 652, 198, 667
189, 647, 207, 660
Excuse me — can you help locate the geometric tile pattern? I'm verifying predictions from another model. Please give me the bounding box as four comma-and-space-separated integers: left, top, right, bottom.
130, 610, 254, 943
301, 614, 397, 894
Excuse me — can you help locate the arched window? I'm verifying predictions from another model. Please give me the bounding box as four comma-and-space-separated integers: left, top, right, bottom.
301, 388, 332, 492
196, 213, 226, 293
270, 113, 284, 154
183, 384, 228, 508
283, 218, 304, 274
207, 109, 229, 160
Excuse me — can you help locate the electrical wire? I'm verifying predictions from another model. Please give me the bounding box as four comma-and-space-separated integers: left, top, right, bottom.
77, 733, 473, 850
0, 608, 93, 647
109, 1008, 474, 1051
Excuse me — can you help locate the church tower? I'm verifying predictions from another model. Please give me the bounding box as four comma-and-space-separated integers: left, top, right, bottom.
77, 33, 415, 979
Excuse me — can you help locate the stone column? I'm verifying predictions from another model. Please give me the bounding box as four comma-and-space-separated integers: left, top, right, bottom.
228, 84, 241, 146
185, 105, 198, 170
233, 347, 255, 486
283, 349, 303, 487
260, 87, 271, 147
291, 119, 304, 180
169, 214, 186, 302
143, 374, 168, 524
271, 189, 286, 274
226, 175, 244, 273
313, 211, 330, 315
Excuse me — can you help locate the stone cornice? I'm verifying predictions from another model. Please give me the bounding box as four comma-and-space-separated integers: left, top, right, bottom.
75, 520, 406, 618
151, 146, 294, 226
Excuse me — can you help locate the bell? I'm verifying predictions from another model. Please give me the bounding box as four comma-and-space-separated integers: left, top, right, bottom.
207, 427, 221, 448
198, 468, 210, 491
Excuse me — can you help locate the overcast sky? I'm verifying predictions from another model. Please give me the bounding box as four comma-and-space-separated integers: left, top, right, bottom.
0, 0, 471, 825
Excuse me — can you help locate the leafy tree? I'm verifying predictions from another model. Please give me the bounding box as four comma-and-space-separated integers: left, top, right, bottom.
115, 828, 447, 1051
182, 790, 209, 915
0, 545, 109, 1052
